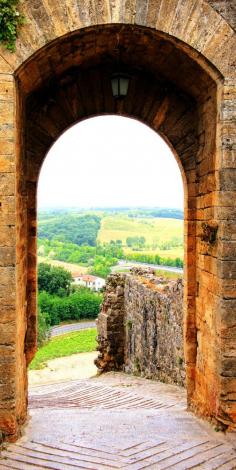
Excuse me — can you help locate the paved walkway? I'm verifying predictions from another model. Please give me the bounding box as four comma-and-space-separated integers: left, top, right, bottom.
1, 373, 236, 469
50, 321, 96, 337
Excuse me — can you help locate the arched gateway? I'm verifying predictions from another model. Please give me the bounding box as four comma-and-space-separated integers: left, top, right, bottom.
0, 0, 235, 440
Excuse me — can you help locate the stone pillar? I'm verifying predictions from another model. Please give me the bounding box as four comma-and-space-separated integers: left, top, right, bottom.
0, 72, 28, 440
216, 81, 236, 429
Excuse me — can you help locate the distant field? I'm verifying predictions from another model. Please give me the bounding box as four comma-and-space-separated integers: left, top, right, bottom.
98, 216, 183, 256
38, 257, 88, 275
124, 247, 184, 260
98, 216, 183, 244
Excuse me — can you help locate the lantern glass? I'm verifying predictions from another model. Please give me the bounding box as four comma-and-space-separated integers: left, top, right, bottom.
120, 76, 129, 96
111, 77, 119, 98
111, 74, 130, 99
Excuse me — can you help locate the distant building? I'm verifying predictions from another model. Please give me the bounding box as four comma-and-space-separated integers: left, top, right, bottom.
72, 273, 105, 291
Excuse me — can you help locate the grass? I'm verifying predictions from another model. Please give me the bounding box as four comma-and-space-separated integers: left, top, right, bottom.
155, 269, 182, 280
37, 256, 88, 274
112, 267, 133, 273
29, 328, 97, 370
98, 216, 183, 256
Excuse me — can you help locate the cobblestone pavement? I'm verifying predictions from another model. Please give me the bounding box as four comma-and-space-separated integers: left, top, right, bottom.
1, 373, 236, 469
50, 321, 96, 337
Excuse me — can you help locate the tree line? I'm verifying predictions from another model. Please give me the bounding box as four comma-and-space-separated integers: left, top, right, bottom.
38, 238, 183, 277
38, 263, 103, 344
38, 214, 101, 246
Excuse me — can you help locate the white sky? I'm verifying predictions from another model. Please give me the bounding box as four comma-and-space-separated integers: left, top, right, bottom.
38, 116, 184, 209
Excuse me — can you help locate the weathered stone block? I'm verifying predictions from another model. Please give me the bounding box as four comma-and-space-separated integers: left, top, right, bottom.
0, 248, 15, 267
0, 322, 16, 345
0, 305, 15, 324
0, 226, 15, 247
217, 299, 236, 329
0, 411, 16, 437
0, 173, 15, 197
219, 169, 236, 191
221, 357, 236, 377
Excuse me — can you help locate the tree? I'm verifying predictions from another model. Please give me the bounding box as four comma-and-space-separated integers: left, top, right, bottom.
126, 236, 146, 249
38, 214, 101, 246
126, 237, 134, 247
38, 263, 72, 296
38, 287, 103, 325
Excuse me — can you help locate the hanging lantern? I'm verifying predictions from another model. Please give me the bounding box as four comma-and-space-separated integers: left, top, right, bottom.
111, 73, 130, 99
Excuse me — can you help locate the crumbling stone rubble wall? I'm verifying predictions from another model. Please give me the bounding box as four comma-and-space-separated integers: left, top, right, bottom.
96, 270, 185, 387
95, 274, 126, 372
124, 272, 185, 386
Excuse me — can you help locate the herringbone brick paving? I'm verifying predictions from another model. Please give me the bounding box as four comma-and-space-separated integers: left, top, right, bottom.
28, 380, 185, 410
1, 374, 236, 469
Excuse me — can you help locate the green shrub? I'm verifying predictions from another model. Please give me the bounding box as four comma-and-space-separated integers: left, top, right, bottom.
125, 251, 183, 268
0, 0, 24, 51
38, 288, 103, 326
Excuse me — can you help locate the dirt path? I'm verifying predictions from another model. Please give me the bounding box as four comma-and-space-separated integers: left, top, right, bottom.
29, 351, 98, 387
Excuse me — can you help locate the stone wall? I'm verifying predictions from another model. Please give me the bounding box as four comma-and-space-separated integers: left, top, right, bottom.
95, 274, 126, 372
207, 1, 236, 30
96, 270, 185, 387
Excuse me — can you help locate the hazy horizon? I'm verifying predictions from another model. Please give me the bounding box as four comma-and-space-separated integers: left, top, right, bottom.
38, 205, 183, 210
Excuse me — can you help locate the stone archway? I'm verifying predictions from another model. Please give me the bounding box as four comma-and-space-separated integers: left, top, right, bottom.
0, 0, 235, 440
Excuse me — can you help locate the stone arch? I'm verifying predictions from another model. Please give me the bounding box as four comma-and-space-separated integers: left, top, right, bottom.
0, 0, 235, 78
0, 0, 235, 440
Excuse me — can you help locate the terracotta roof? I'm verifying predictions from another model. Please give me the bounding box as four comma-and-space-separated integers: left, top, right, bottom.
72, 272, 84, 278
82, 275, 97, 282
73, 274, 99, 282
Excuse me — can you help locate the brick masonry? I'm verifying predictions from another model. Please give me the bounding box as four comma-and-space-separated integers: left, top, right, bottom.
0, 0, 235, 439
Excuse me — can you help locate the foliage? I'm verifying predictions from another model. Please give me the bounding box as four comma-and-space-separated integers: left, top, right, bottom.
29, 328, 97, 370
126, 236, 146, 248
89, 242, 123, 277
0, 0, 24, 51
38, 239, 96, 264
38, 263, 72, 296
38, 239, 124, 278
38, 214, 101, 246
127, 208, 183, 219
38, 209, 184, 278
37, 309, 50, 347
125, 251, 183, 268
89, 255, 113, 278
38, 287, 103, 326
